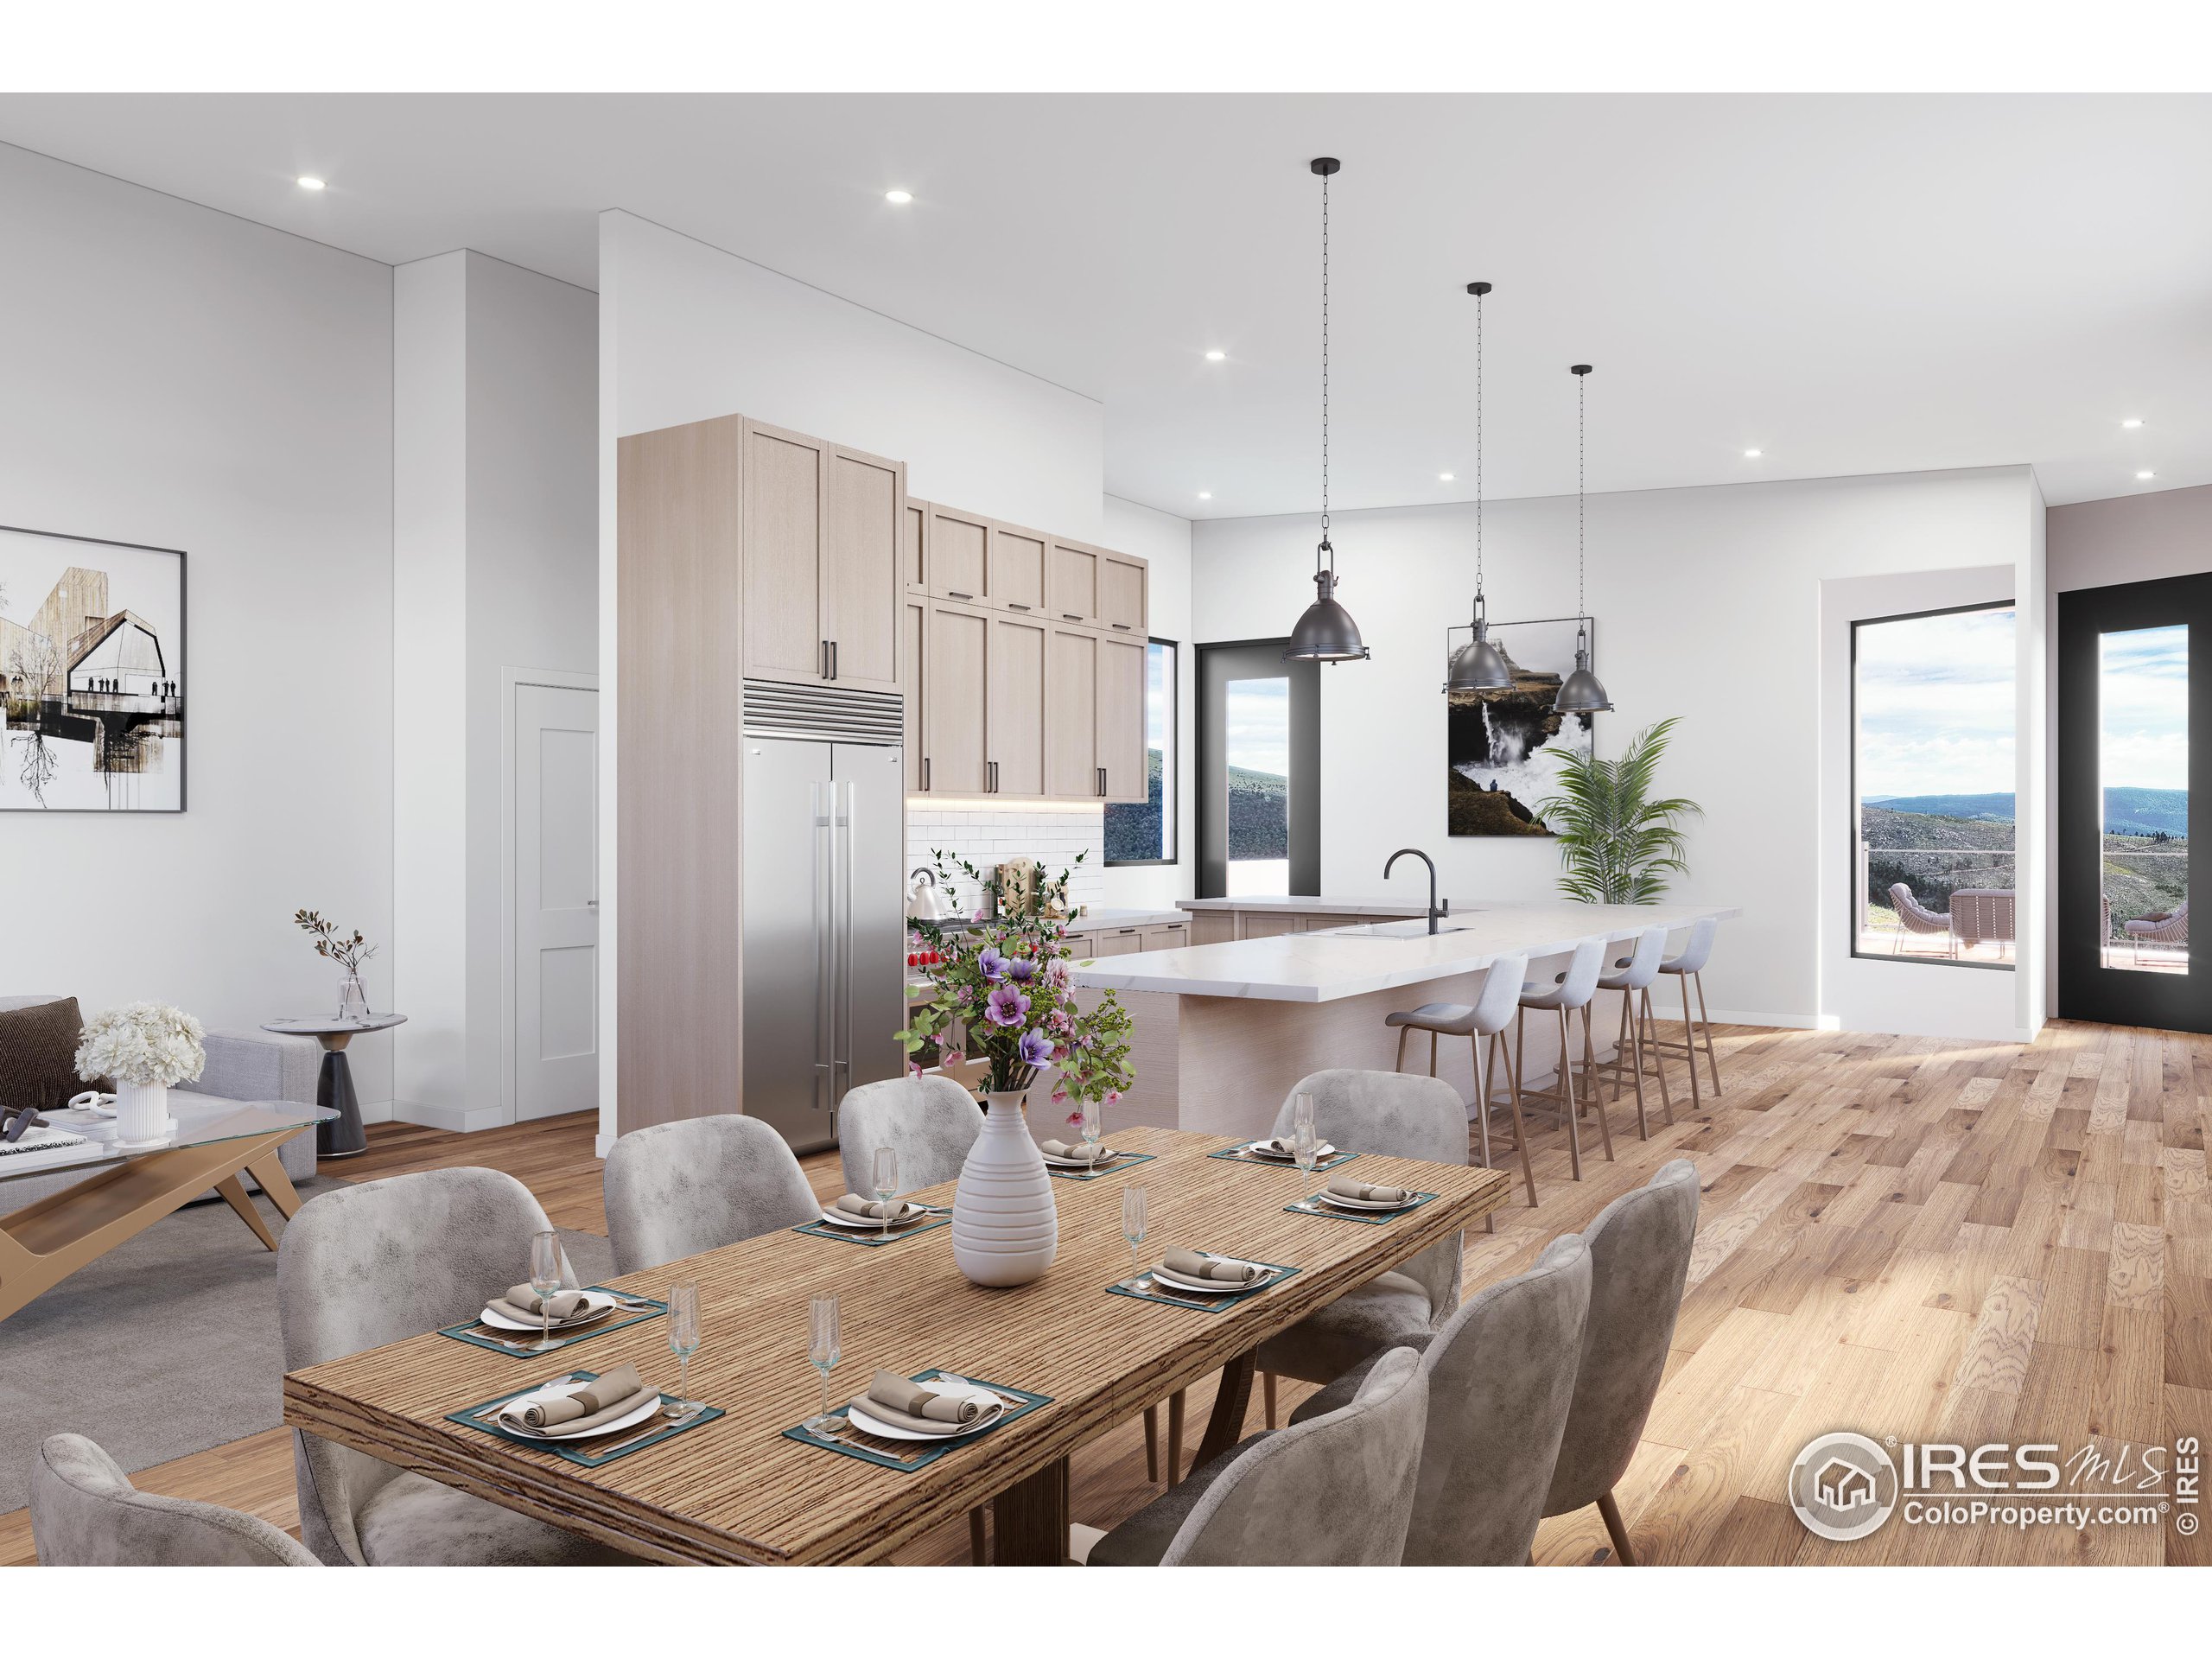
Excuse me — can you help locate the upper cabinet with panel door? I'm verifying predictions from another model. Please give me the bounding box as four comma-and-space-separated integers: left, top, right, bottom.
1047, 537, 1103, 627
927, 505, 990, 607
988, 523, 1049, 617
1097, 631, 1147, 804
1099, 551, 1148, 636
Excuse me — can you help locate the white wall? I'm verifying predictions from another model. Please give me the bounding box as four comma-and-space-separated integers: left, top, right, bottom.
1192, 466, 2042, 1030
0, 143, 398, 1098
395, 251, 597, 1129
1100, 495, 1196, 912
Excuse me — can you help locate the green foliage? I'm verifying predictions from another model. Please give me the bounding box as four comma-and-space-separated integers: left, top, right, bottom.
1533, 718, 1702, 905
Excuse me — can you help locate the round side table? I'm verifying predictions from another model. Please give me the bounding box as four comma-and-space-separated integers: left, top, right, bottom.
262, 1014, 408, 1159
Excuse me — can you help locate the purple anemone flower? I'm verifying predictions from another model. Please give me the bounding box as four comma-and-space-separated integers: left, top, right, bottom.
976, 946, 1007, 982
1005, 957, 1037, 982
1018, 1029, 1052, 1066
985, 983, 1031, 1027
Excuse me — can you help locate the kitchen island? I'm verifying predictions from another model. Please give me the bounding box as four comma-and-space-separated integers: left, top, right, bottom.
1072, 899, 1738, 1141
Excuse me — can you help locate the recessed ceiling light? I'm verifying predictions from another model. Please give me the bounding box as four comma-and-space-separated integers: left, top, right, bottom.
1744, 448, 1762, 458
1205, 350, 1226, 362
1439, 473, 1454, 482
296, 176, 326, 191
1198, 492, 1212, 500
2137, 470, 2157, 480
2122, 418, 2144, 429
884, 189, 912, 205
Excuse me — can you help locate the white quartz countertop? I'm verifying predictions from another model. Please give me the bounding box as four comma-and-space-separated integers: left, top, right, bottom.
1072, 908, 1190, 929
1071, 901, 1739, 1003
1178, 895, 1463, 918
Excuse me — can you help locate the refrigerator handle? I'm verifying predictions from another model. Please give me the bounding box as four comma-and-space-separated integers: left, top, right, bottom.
812, 779, 833, 1117
833, 778, 855, 1109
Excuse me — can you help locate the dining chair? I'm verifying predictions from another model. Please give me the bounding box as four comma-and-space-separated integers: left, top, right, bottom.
1252, 1069, 1465, 1433
1289, 1233, 1592, 1564
835, 1073, 982, 1196
31, 1433, 320, 1566
1077, 1345, 1428, 1566
1542, 1158, 1701, 1564
276, 1167, 645, 1565
604, 1113, 821, 1275
1384, 951, 1539, 1213
1592, 925, 1673, 1139
1516, 937, 1615, 1179
1651, 916, 1725, 1106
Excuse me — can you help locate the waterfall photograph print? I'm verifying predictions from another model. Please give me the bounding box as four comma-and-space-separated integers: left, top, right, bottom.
1, 524, 187, 812
1446, 617, 1594, 836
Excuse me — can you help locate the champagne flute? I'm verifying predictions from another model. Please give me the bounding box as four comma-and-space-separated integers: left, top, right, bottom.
1293, 1092, 1322, 1209
872, 1147, 899, 1241
665, 1280, 702, 1420
1079, 1096, 1103, 1162
806, 1294, 841, 1433
1121, 1184, 1148, 1287
528, 1230, 563, 1353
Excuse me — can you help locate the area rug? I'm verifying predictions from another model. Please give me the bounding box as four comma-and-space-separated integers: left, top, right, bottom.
0, 1186, 613, 1512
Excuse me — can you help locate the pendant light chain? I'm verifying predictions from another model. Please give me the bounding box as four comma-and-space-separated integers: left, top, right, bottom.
1576, 365, 1586, 619
1319, 166, 1330, 550
1475, 283, 1483, 589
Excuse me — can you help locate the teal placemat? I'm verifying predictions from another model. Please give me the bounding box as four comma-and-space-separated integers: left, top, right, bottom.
1208, 1141, 1362, 1173
448, 1370, 722, 1468
792, 1213, 951, 1248
437, 1289, 665, 1357
1046, 1150, 1157, 1182
1284, 1190, 1440, 1225
1106, 1259, 1303, 1314
784, 1370, 1052, 1472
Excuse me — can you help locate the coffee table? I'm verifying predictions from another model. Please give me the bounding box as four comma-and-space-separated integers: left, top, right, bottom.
0, 1098, 335, 1323
262, 1014, 407, 1159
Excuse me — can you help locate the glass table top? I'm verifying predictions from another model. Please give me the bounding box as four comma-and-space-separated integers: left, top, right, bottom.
0, 1097, 336, 1185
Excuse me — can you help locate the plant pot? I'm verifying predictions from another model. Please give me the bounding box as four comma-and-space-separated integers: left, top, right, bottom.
112, 1080, 175, 1147
950, 1090, 1058, 1287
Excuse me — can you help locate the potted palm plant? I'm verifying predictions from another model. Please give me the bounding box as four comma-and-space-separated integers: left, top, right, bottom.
1535, 717, 1703, 903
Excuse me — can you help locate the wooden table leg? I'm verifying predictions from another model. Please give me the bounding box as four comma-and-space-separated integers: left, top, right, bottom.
1166, 1388, 1185, 1485
990, 1455, 1071, 1565
244, 1146, 305, 1218
213, 1173, 280, 1251
1192, 1351, 1256, 1470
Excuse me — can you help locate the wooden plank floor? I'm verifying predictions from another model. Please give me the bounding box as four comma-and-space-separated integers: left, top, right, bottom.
5, 1017, 2206, 1566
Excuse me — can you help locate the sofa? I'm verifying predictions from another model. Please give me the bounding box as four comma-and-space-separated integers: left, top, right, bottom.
1, 994, 321, 1215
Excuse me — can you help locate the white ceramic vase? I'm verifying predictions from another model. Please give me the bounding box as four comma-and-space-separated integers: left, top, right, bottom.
950, 1089, 1058, 1287
112, 1079, 175, 1147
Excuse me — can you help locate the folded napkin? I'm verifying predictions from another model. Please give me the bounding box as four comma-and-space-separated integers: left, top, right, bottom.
849, 1370, 992, 1436
488, 1285, 601, 1326
1326, 1177, 1414, 1205
1039, 1139, 1113, 1163
498, 1364, 658, 1433
1159, 1248, 1264, 1285
835, 1194, 925, 1223
1250, 1137, 1333, 1160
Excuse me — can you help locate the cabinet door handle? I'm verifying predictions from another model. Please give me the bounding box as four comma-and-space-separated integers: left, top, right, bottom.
922, 757, 931, 791
829, 640, 838, 681
1096, 766, 1104, 798
1063, 613, 1084, 622
1007, 601, 1031, 611
988, 760, 998, 793
947, 589, 974, 601
1111, 622, 1132, 631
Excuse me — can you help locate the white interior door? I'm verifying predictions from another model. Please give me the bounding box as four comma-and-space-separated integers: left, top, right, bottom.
516, 682, 600, 1122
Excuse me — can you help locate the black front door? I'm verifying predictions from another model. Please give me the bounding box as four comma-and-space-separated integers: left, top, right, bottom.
1196, 641, 1320, 899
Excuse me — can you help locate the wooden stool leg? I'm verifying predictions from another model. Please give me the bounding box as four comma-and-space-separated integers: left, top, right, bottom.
1502, 1034, 1539, 1208
1471, 1033, 1495, 1232
1394, 1024, 1409, 1072
1585, 1008, 1616, 1162
969, 1506, 988, 1564
1694, 971, 1722, 1095
1680, 975, 1703, 1112
1558, 1008, 1583, 1181
1645, 987, 1674, 1124
1143, 1404, 1159, 1482
1598, 1490, 1637, 1565
1167, 1388, 1186, 1486
1263, 1370, 1278, 1429
1624, 990, 1649, 1140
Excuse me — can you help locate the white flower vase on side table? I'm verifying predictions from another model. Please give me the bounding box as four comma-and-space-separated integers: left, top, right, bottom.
950, 1089, 1058, 1287
112, 1080, 175, 1148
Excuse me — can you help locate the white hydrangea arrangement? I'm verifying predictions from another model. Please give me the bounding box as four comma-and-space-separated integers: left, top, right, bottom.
76, 1002, 207, 1089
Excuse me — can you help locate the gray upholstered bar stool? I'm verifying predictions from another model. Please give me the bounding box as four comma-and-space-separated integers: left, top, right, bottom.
1384, 952, 1539, 1213
1650, 917, 1722, 1108
1591, 925, 1673, 1141
1515, 937, 1613, 1180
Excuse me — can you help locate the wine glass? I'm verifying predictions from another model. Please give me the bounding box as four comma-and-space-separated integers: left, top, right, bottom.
806, 1294, 842, 1432
1121, 1184, 1148, 1287
1079, 1096, 1103, 1162
528, 1230, 563, 1353
872, 1147, 899, 1240
1293, 1092, 1322, 1209
665, 1280, 702, 1419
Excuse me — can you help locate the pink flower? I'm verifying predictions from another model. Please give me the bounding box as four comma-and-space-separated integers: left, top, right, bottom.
1065, 1109, 1081, 1125
941, 1049, 965, 1069
1106, 1090, 1122, 1105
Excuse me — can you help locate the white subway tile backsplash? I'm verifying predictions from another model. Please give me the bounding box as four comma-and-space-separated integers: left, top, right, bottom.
906, 805, 1106, 918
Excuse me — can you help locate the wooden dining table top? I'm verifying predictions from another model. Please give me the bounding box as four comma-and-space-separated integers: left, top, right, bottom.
283, 1125, 1510, 1565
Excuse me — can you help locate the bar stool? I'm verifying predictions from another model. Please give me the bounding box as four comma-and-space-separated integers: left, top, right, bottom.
1515, 937, 1613, 1180
1592, 925, 1673, 1140
1651, 917, 1723, 1108
1385, 952, 1538, 1213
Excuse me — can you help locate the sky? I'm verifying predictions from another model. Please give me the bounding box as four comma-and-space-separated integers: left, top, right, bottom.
1225, 675, 1290, 778
2099, 623, 2189, 792
1856, 607, 2018, 798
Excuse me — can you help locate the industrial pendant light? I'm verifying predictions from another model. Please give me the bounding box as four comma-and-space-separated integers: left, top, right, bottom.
1554, 363, 1613, 715
1285, 156, 1370, 664
1446, 280, 1512, 693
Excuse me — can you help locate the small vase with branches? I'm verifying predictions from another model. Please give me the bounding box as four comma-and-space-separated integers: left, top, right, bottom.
295, 910, 378, 1020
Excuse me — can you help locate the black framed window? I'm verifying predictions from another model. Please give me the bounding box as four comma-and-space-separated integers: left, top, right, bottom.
1850, 601, 2017, 969
1105, 637, 1177, 866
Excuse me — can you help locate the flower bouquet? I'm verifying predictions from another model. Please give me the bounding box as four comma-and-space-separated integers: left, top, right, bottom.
76, 1002, 206, 1146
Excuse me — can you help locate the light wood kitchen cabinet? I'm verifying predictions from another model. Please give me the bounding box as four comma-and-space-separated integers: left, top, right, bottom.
929, 505, 990, 605
1189, 911, 1236, 946
901, 592, 926, 788
739, 421, 904, 691
1142, 923, 1188, 950
1045, 623, 1100, 798
822, 445, 903, 690
1061, 931, 1096, 959
1047, 537, 1102, 626
988, 611, 1048, 798
989, 524, 1048, 615
1098, 632, 1147, 803
1237, 911, 1301, 939
924, 599, 989, 795
1100, 551, 1147, 637
903, 497, 929, 592
1091, 925, 1145, 957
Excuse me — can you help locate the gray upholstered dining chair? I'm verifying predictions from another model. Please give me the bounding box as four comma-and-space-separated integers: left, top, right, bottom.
604, 1113, 821, 1275
1254, 1070, 1466, 1432
276, 1167, 645, 1565
31, 1433, 320, 1566
1542, 1157, 1701, 1564
836, 1073, 982, 1196
1289, 1233, 1592, 1564
1078, 1345, 1429, 1566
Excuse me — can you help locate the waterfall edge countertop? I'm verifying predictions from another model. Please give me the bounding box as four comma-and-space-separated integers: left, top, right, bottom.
1071, 900, 1739, 1003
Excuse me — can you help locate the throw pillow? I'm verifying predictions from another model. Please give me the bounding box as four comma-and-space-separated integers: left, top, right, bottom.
0, 996, 88, 1114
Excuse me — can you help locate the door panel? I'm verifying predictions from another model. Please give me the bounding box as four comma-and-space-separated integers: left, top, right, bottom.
990, 525, 1048, 614
1100, 554, 1147, 635
988, 612, 1048, 798
741, 423, 824, 683
835, 744, 907, 1129
742, 740, 836, 1149
1198, 641, 1321, 899
516, 683, 600, 1121
901, 593, 926, 791
925, 601, 989, 794
1049, 539, 1101, 625
929, 508, 989, 603
1046, 623, 1099, 798
1098, 632, 1147, 803
903, 497, 929, 592
822, 446, 903, 691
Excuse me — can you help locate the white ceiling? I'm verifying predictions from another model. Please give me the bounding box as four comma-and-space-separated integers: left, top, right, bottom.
4, 92, 2209, 516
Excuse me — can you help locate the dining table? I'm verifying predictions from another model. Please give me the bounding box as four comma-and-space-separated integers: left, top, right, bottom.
283, 1124, 1510, 1564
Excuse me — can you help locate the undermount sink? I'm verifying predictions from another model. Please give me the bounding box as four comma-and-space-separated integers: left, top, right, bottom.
1312, 917, 1481, 939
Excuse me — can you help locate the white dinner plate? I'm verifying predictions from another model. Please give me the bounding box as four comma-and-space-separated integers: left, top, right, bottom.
844, 1377, 1007, 1442
492, 1378, 663, 1442
817, 1205, 931, 1230
1150, 1260, 1275, 1295
1316, 1190, 1415, 1212
479, 1291, 619, 1333
1043, 1149, 1119, 1168
1243, 1141, 1336, 1163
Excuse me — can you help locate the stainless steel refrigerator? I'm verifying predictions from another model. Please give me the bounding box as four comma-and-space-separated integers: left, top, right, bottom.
741, 694, 906, 1154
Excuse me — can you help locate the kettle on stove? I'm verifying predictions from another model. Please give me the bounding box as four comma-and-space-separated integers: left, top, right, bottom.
907, 866, 956, 923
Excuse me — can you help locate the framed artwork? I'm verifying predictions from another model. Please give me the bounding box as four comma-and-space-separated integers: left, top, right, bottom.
1446, 616, 1595, 837
2, 524, 187, 812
